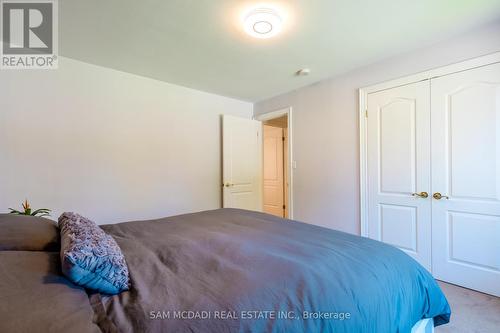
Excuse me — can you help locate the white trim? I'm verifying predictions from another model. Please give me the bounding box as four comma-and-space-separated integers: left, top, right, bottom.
363, 51, 500, 94
359, 51, 500, 237
359, 90, 369, 236
255, 107, 294, 219
256, 108, 290, 121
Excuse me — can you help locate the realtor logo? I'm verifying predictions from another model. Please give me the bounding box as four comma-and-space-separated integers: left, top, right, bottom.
1, 0, 58, 69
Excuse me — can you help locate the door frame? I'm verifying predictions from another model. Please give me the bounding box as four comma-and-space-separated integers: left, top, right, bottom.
359, 51, 500, 237
255, 107, 294, 219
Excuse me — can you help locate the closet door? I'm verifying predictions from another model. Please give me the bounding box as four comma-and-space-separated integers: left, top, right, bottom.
431, 62, 500, 296
366, 81, 432, 270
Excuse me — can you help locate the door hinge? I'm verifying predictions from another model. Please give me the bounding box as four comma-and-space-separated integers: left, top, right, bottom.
283, 205, 286, 209
282, 136, 285, 141
365, 109, 368, 118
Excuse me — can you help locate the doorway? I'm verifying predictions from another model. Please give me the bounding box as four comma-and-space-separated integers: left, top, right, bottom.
263, 117, 288, 217
359, 56, 500, 296
221, 108, 293, 219
256, 108, 293, 219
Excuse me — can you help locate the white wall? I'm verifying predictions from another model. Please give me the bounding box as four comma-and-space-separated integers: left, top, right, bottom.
254, 21, 500, 235
0, 57, 252, 223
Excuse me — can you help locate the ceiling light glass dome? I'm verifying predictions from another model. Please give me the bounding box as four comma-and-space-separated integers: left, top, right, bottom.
244, 8, 283, 39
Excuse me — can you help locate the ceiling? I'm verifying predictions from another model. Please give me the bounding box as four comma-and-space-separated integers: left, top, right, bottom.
60, 0, 500, 102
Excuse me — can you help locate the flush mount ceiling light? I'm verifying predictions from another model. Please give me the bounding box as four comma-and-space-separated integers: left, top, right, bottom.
243, 7, 283, 39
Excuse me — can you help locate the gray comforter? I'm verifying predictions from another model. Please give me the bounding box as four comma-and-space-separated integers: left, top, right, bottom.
96, 208, 450, 333
0, 251, 101, 333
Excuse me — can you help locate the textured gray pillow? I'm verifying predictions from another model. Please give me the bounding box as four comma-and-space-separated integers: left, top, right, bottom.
0, 214, 60, 251
58, 212, 129, 294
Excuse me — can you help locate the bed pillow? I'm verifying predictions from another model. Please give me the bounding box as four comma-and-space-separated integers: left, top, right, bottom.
0, 214, 60, 251
58, 212, 129, 294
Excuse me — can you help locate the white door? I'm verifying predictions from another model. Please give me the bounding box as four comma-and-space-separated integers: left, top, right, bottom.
222, 115, 262, 211
367, 81, 432, 270
263, 125, 284, 217
431, 63, 500, 296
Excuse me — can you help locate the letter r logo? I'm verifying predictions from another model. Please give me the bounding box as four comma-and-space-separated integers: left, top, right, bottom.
2, 2, 53, 54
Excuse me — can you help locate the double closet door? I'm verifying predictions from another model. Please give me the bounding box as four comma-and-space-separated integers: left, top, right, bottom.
366, 62, 500, 296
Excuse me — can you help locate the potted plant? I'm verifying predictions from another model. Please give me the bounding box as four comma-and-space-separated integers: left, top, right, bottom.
8, 199, 51, 217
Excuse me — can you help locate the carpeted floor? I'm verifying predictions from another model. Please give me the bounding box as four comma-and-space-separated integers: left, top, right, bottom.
435, 281, 500, 333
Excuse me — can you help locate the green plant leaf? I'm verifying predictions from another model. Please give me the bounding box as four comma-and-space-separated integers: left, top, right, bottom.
31, 208, 51, 217
8, 208, 22, 214
9, 201, 52, 217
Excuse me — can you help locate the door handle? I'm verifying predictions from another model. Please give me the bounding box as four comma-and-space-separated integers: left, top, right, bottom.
411, 191, 429, 198
433, 192, 449, 200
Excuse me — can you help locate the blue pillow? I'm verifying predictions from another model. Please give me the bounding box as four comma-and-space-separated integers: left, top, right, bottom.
58, 212, 129, 294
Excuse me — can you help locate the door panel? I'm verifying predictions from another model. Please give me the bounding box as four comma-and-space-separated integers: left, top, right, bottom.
379, 99, 416, 194
367, 81, 432, 270
380, 204, 417, 252
447, 84, 499, 200
448, 212, 498, 270
263, 125, 284, 217
222, 115, 262, 211
431, 62, 500, 296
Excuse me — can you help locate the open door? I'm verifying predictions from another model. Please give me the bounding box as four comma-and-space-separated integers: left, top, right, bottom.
222, 115, 262, 211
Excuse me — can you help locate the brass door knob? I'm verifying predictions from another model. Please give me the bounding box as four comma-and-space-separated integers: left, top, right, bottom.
433, 192, 449, 200
412, 191, 429, 198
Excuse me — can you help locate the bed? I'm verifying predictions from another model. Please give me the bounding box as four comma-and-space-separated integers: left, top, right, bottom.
0, 209, 450, 332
